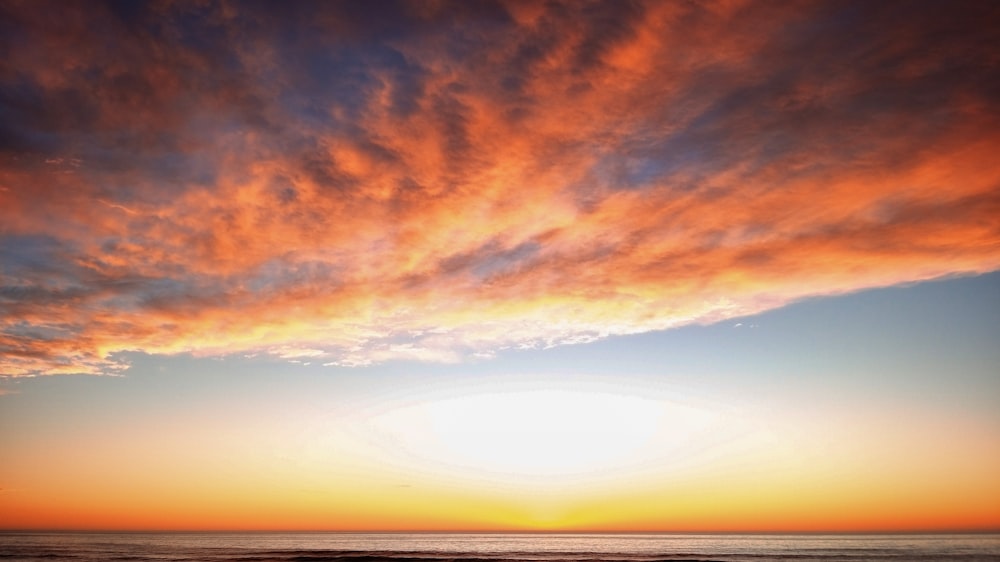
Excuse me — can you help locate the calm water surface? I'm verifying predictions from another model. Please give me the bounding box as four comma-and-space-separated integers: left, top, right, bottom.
1, 532, 998, 562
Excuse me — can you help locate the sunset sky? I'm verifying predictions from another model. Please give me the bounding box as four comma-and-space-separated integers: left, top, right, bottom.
1, 0, 999, 532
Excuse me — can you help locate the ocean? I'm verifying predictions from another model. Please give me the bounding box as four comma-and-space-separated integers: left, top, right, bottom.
1, 532, 998, 562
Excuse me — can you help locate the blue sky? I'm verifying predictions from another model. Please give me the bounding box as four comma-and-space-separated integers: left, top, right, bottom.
1, 0, 999, 531
3, 272, 998, 529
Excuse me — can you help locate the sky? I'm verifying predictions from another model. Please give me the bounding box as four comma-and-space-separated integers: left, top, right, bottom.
0, 0, 998, 532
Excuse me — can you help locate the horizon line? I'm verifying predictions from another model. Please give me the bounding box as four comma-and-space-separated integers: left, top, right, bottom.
4, 529, 999, 535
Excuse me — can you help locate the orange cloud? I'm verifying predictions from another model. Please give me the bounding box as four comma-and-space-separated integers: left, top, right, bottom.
2, 0, 999, 375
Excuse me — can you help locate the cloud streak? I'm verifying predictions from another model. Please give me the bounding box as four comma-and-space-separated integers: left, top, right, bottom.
1, 0, 998, 375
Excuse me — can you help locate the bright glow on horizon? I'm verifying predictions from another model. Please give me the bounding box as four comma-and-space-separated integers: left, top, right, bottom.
428, 390, 665, 476
365, 388, 702, 478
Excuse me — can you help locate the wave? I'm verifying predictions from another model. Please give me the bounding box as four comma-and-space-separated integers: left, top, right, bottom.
196, 550, 995, 562
4, 533, 999, 562
213, 554, 730, 562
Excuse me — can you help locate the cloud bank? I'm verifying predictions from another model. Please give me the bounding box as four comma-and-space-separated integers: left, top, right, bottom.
1, 0, 998, 375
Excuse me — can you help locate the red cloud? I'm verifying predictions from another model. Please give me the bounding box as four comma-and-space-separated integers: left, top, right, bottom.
1, 0, 998, 375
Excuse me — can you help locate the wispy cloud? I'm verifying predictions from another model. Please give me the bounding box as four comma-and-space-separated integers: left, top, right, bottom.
1, 1, 998, 375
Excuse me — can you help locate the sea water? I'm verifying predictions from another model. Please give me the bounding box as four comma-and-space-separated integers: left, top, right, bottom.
1, 532, 999, 561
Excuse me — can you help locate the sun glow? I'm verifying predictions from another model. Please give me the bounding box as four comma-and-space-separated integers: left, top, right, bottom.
428, 390, 665, 475
363, 385, 720, 481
